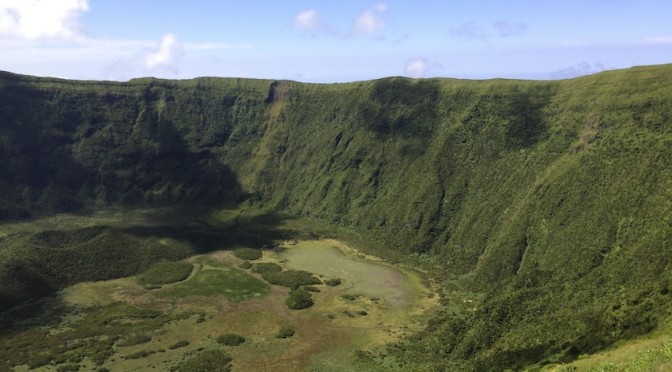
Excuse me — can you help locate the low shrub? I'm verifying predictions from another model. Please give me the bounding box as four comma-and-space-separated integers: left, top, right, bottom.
27, 353, 53, 369
232, 248, 262, 261
286, 289, 314, 310
341, 294, 359, 301
174, 350, 232, 372
90, 348, 114, 366
168, 340, 189, 349
118, 334, 152, 347
238, 261, 252, 269
56, 363, 80, 372
275, 327, 295, 338
303, 286, 320, 292
125, 350, 156, 359
216, 333, 246, 346
136, 261, 193, 287
251, 262, 282, 273
325, 278, 342, 287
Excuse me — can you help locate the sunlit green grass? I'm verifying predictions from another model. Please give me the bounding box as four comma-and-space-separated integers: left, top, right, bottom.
158, 267, 269, 303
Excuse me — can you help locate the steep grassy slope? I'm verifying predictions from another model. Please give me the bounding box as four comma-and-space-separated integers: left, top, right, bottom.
0, 65, 671, 369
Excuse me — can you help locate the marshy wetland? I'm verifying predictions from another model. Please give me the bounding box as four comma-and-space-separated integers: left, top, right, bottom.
0, 208, 437, 371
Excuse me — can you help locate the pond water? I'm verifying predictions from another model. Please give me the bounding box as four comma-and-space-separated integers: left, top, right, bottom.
277, 240, 415, 308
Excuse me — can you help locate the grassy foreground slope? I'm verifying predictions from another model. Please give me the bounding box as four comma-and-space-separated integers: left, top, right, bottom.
1, 65, 671, 369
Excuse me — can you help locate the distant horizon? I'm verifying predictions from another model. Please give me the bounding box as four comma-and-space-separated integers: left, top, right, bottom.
1, 1, 670, 83
3, 63, 670, 85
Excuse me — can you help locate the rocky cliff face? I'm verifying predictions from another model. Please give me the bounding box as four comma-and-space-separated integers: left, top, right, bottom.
1, 66, 671, 368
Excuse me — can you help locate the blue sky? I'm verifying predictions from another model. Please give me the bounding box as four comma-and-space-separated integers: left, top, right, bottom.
0, 0, 670, 82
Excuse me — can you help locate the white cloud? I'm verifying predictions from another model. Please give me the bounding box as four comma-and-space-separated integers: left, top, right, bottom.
494, 20, 527, 37
0, 0, 89, 40
405, 57, 428, 78
404, 57, 443, 78
551, 62, 607, 79
144, 33, 183, 72
104, 33, 184, 80
351, 3, 388, 35
449, 21, 487, 41
293, 9, 320, 31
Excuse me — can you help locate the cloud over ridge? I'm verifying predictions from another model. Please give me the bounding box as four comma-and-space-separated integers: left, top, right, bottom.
144, 33, 183, 71
405, 57, 428, 78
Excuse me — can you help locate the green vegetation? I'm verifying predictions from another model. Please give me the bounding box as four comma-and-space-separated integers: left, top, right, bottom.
136, 261, 193, 288
576, 338, 672, 371
260, 270, 322, 289
0, 301, 181, 370
216, 333, 246, 346
286, 288, 314, 310
0, 65, 671, 369
56, 363, 81, 372
233, 248, 262, 261
117, 334, 152, 347
168, 340, 190, 350
125, 350, 156, 359
0, 226, 194, 310
173, 350, 232, 372
251, 262, 282, 273
159, 266, 269, 302
238, 261, 252, 269
325, 278, 342, 287
275, 327, 296, 338
193, 256, 228, 268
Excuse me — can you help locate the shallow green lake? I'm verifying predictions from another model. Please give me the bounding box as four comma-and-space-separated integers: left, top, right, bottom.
277, 240, 415, 308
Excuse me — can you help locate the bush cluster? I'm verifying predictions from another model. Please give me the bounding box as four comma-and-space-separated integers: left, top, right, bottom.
232, 248, 262, 261
117, 334, 152, 347
261, 270, 321, 289
275, 327, 295, 338
286, 289, 314, 310
174, 350, 232, 372
136, 261, 193, 287
251, 262, 283, 273
216, 333, 246, 346
325, 278, 342, 287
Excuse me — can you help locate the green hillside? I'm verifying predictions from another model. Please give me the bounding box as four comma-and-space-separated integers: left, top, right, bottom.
0, 65, 671, 369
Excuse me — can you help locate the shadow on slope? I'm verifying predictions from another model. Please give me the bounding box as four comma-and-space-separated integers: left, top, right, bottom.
0, 207, 297, 327
0, 76, 245, 219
